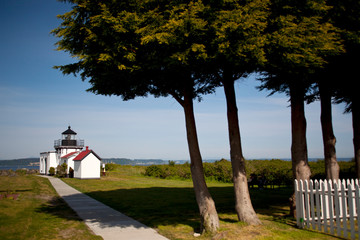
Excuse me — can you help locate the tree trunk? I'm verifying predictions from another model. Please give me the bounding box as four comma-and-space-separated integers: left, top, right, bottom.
289, 83, 311, 217
180, 88, 220, 234
319, 82, 339, 180
223, 79, 261, 225
352, 98, 360, 179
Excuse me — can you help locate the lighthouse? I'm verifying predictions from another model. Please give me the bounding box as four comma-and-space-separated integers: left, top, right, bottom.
40, 126, 84, 175
40, 126, 101, 179
53, 126, 84, 173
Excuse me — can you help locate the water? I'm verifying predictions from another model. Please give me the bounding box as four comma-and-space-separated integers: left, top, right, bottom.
0, 165, 39, 171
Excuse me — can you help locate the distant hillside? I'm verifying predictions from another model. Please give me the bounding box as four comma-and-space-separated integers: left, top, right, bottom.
0, 157, 181, 167
102, 158, 188, 166
0, 158, 39, 166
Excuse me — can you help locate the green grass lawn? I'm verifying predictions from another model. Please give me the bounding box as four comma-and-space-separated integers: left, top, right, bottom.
0, 174, 102, 240
61, 166, 344, 240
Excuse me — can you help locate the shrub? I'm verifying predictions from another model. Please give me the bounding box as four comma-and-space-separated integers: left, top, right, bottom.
144, 163, 192, 180
56, 163, 67, 178
176, 162, 191, 179
49, 167, 55, 176
105, 163, 117, 171
143, 159, 356, 185
309, 159, 356, 180
204, 159, 232, 183
246, 159, 293, 187
69, 167, 74, 178
15, 169, 27, 176
144, 165, 166, 178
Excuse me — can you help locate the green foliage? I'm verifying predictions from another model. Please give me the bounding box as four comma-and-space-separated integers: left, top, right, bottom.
204, 159, 233, 183
144, 163, 191, 180
322, 0, 360, 111
246, 159, 293, 187
208, 0, 270, 79
56, 163, 68, 178
144, 159, 356, 185
14, 169, 28, 176
309, 159, 356, 180
105, 163, 117, 172
144, 165, 165, 178
49, 167, 55, 176
260, 0, 344, 95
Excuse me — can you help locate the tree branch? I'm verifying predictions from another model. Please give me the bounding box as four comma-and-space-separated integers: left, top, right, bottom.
170, 91, 184, 108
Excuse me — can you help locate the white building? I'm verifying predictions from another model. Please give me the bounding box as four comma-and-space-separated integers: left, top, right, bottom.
60, 151, 78, 173
39, 151, 57, 175
73, 146, 101, 179
40, 126, 101, 178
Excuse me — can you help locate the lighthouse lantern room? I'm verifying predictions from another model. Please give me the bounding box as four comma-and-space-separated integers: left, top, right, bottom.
54, 126, 84, 156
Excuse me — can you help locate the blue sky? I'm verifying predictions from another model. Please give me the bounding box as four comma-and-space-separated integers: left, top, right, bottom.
0, 0, 354, 160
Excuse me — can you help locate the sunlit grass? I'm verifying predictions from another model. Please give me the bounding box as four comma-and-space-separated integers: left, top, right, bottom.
0, 175, 102, 240
62, 165, 343, 240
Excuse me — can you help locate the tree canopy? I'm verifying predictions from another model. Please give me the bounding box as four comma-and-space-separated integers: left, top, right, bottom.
259, 0, 343, 95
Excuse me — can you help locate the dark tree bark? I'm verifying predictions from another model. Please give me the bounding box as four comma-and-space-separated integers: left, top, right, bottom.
289, 83, 312, 217
319, 82, 339, 180
222, 78, 261, 225
352, 99, 360, 179
174, 87, 220, 233
290, 83, 312, 181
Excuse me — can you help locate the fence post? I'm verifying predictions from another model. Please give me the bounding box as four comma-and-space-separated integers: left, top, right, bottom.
356, 183, 360, 238
314, 180, 321, 231
295, 179, 360, 239
304, 180, 311, 228
295, 179, 300, 227
333, 181, 341, 236
297, 179, 306, 228
309, 180, 316, 230
341, 181, 348, 238
348, 183, 356, 240
327, 180, 334, 235
321, 181, 328, 233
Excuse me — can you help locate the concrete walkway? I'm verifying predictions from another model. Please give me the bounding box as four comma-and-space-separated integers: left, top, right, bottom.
40, 175, 168, 240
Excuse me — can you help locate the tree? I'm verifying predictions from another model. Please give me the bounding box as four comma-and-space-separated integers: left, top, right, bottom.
139, 1, 222, 232
258, 0, 343, 215
319, 79, 340, 180
325, 0, 360, 178
307, 63, 340, 180
52, 0, 219, 233
204, 0, 269, 225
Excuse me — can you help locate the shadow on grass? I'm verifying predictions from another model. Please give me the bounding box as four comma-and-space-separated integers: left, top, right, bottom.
36, 196, 84, 222
36, 184, 295, 232
84, 186, 294, 230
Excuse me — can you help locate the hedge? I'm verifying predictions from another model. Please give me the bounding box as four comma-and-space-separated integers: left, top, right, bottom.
144, 159, 356, 186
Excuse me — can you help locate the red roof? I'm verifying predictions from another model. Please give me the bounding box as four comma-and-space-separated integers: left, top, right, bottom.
73, 146, 101, 161
61, 151, 78, 159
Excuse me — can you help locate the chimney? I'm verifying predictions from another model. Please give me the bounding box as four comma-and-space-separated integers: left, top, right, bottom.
86, 146, 89, 151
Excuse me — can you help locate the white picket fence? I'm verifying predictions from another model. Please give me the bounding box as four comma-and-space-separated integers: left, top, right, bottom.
295, 179, 360, 239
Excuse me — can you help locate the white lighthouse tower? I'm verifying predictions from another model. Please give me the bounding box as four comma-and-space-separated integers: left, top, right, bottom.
40, 126, 84, 175
54, 126, 84, 172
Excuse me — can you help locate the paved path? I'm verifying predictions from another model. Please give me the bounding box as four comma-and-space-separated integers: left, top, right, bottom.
40, 175, 168, 240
